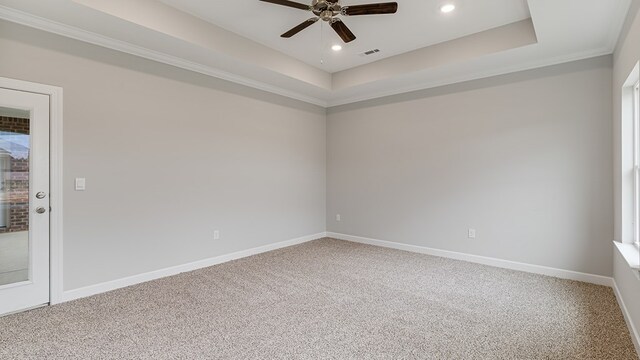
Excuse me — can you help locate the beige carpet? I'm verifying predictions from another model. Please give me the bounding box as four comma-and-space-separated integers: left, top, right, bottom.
0, 238, 637, 359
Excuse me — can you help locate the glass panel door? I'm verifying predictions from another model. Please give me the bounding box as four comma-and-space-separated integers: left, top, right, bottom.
0, 88, 50, 316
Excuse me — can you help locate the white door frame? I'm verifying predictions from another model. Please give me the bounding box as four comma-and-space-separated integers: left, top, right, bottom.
0, 77, 64, 305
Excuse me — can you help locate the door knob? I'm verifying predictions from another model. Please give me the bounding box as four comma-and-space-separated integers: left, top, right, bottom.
35, 207, 46, 214
35, 192, 46, 199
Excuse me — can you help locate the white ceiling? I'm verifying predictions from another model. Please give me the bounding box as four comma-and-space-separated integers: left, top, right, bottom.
0, 0, 632, 107
159, 0, 531, 73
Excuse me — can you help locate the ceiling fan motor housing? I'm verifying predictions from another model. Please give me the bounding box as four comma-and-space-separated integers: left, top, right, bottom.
311, 0, 341, 21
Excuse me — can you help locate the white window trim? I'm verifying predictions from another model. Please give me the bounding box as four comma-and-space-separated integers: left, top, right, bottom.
634, 80, 640, 248
617, 63, 640, 272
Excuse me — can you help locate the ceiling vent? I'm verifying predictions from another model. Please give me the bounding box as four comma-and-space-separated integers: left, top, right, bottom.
360, 49, 381, 56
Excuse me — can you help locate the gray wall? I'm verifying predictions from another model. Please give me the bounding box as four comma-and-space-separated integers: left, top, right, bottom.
614, 0, 640, 344
0, 13, 624, 294
0, 20, 327, 291
327, 56, 614, 276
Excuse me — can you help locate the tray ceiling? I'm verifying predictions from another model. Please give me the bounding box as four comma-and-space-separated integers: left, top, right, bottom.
159, 0, 532, 73
0, 0, 632, 107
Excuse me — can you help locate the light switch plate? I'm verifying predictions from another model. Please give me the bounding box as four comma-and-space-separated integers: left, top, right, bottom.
75, 178, 86, 191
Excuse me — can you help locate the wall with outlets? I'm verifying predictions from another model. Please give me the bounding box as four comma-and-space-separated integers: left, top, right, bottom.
0, 20, 327, 293
327, 55, 614, 277
0, 7, 631, 305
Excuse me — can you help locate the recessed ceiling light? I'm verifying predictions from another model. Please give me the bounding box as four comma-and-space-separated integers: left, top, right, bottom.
332, 44, 342, 51
440, 4, 456, 13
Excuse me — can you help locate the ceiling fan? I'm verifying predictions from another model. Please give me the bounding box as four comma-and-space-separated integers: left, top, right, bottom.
259, 0, 398, 43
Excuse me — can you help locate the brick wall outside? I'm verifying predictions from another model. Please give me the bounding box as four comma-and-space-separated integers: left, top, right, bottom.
0, 116, 29, 233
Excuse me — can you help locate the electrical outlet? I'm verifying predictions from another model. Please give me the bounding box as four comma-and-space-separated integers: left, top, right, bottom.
468, 228, 476, 239
213, 230, 220, 240
336, 214, 341, 222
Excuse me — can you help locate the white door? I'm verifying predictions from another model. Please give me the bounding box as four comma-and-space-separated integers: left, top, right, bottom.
0, 88, 50, 315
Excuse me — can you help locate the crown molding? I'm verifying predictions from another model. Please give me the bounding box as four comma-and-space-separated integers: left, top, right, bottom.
326, 47, 613, 107
608, 0, 634, 53
0, 5, 328, 108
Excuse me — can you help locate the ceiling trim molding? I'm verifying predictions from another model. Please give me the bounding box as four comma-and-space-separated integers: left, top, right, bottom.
327, 47, 613, 107
606, 0, 634, 53
0, 5, 328, 108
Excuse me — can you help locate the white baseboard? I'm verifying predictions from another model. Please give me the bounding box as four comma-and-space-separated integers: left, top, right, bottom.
61, 231, 613, 301
327, 232, 613, 287
61, 232, 327, 302
613, 280, 640, 355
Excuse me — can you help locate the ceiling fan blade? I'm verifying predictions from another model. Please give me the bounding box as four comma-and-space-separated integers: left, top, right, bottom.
281, 18, 318, 38
259, 0, 310, 11
342, 2, 398, 16
330, 19, 356, 43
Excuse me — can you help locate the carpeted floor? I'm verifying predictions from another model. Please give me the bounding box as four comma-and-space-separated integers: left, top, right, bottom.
0, 238, 637, 359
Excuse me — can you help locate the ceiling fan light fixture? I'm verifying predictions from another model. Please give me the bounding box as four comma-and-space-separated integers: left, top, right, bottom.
440, 4, 455, 13
261, 0, 398, 44
332, 44, 343, 51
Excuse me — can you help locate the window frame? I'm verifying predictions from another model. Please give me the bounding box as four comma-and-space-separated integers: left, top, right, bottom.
634, 80, 640, 247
